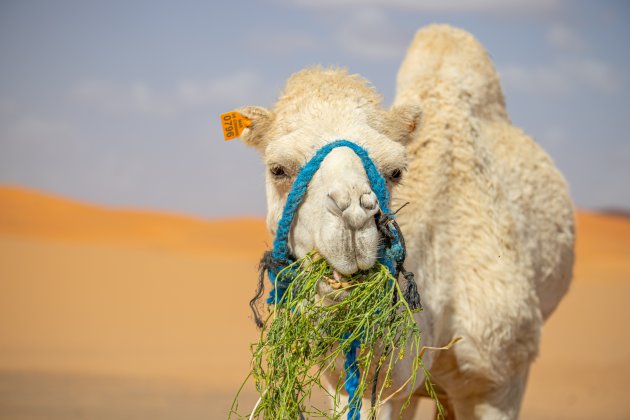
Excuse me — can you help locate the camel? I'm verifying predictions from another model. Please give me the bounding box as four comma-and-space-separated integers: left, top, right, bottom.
235, 24, 575, 419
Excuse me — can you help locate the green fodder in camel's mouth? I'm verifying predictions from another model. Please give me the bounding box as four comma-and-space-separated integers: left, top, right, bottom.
230, 252, 446, 419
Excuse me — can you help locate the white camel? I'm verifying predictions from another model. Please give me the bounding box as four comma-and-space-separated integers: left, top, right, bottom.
236, 24, 575, 419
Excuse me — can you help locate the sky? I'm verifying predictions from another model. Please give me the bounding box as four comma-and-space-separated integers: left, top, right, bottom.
0, 0, 629, 218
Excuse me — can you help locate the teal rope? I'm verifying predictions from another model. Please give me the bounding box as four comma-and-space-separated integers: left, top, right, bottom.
265, 140, 407, 420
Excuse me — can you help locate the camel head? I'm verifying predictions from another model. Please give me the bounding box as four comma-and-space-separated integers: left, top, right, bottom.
237, 68, 420, 282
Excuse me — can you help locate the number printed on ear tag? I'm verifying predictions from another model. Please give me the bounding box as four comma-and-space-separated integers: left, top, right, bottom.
220, 111, 251, 141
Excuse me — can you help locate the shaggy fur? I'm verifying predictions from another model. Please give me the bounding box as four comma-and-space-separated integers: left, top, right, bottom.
393, 25, 575, 418
238, 24, 575, 419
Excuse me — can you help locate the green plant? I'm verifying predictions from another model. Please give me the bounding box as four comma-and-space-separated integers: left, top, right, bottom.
231, 252, 445, 419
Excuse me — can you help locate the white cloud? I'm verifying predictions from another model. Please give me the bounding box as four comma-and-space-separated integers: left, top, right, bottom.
0, 113, 85, 185
547, 23, 588, 52
244, 32, 319, 55
2, 114, 79, 143
500, 58, 622, 96
281, 0, 563, 15
576, 58, 621, 93
74, 80, 175, 116
73, 70, 270, 117
336, 9, 408, 60
176, 70, 265, 107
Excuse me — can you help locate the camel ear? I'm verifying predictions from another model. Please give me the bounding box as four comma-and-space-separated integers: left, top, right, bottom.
234, 106, 274, 151
384, 104, 422, 145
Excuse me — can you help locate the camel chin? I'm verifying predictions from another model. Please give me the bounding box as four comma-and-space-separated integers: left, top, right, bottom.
315, 218, 380, 275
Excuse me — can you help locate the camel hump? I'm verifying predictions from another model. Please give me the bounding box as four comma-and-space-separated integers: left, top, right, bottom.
395, 24, 508, 121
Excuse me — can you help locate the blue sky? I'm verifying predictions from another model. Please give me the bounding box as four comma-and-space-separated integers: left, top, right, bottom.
0, 0, 628, 218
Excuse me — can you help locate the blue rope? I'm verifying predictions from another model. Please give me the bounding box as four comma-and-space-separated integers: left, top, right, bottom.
265, 140, 407, 420
270, 140, 391, 262
344, 336, 362, 420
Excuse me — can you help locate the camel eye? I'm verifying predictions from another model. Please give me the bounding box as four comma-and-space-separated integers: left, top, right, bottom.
389, 168, 403, 182
269, 164, 289, 179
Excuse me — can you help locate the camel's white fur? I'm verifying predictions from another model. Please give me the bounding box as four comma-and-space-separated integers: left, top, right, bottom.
238, 24, 575, 419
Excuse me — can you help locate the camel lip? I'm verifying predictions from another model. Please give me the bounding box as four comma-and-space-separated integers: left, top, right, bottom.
311, 248, 369, 278
309, 250, 368, 297
325, 269, 357, 290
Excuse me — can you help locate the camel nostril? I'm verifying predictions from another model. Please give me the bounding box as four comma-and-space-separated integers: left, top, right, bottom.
359, 192, 378, 210
327, 189, 351, 212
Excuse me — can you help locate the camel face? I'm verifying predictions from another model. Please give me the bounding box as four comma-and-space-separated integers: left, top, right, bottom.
237, 68, 420, 276
261, 111, 408, 277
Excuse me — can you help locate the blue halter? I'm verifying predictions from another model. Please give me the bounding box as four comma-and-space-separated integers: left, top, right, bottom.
267, 140, 405, 301
261, 139, 416, 420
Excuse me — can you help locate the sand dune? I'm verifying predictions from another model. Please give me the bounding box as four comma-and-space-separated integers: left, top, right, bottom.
0, 185, 269, 255
573, 211, 630, 283
0, 185, 629, 419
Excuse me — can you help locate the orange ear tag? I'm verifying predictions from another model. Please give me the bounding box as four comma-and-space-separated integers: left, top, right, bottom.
220, 111, 252, 141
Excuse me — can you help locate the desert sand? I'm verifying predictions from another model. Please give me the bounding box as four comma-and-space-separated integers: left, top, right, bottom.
1, 185, 629, 419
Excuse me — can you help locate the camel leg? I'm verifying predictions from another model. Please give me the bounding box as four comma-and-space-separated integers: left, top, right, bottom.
328, 394, 420, 420
442, 398, 455, 420
436, 396, 456, 420
326, 389, 375, 419
378, 395, 420, 420
450, 368, 529, 420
